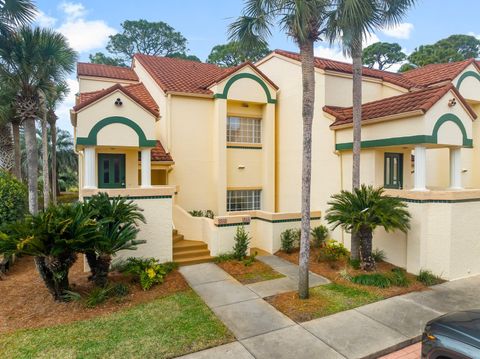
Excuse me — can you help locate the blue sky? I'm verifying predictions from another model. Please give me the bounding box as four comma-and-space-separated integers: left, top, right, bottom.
33, 0, 480, 131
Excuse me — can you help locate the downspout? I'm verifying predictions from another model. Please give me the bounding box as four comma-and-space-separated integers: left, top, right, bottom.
167, 93, 172, 151
333, 128, 345, 244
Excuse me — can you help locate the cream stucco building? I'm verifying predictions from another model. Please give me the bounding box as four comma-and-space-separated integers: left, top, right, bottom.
72, 51, 480, 279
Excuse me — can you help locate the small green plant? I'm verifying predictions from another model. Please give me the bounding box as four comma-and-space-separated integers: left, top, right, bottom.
351, 273, 392, 288
318, 240, 349, 263
84, 283, 130, 307
349, 258, 361, 270
388, 268, 409, 287
204, 210, 215, 219
119, 257, 174, 291
417, 269, 443, 286
233, 226, 250, 260
214, 252, 236, 263
311, 225, 329, 248
111, 283, 130, 297
243, 251, 257, 267
280, 228, 299, 253
372, 248, 387, 263
62, 290, 82, 302
188, 210, 215, 219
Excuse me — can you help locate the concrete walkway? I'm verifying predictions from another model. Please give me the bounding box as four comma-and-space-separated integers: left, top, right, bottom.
178, 258, 480, 359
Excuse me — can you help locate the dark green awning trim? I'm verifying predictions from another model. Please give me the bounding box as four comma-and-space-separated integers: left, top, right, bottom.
213, 73, 277, 104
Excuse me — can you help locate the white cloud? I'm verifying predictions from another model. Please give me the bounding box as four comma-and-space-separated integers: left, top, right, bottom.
55, 77, 78, 131
381, 22, 414, 39
58, 18, 116, 52
59, 2, 86, 19
35, 10, 57, 28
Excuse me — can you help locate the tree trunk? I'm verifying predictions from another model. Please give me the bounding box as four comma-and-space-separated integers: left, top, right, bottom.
34, 256, 57, 298
24, 117, 39, 215
43, 252, 77, 301
85, 250, 98, 282
95, 254, 112, 287
11, 119, 22, 181
41, 113, 50, 209
358, 226, 375, 271
50, 119, 58, 204
0, 122, 14, 172
298, 40, 315, 300
350, 42, 363, 261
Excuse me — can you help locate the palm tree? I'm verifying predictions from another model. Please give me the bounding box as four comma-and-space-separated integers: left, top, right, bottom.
0, 27, 77, 214
325, 0, 416, 260
0, 0, 36, 36
0, 86, 15, 172
230, 0, 329, 299
325, 185, 410, 270
39, 90, 50, 209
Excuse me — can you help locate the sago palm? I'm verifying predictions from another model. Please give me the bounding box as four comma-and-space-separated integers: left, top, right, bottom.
325, 185, 410, 270
230, 0, 329, 299
325, 0, 416, 260
0, 27, 77, 214
84, 193, 146, 287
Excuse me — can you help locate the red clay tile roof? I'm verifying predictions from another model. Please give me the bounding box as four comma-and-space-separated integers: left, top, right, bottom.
74, 83, 159, 117
325, 83, 476, 127
401, 59, 478, 87
151, 140, 173, 162
77, 62, 139, 82
273, 49, 419, 89
134, 54, 278, 95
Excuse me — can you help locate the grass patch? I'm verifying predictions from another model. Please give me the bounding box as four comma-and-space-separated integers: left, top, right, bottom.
417, 269, 443, 286
216, 259, 284, 285
267, 283, 383, 322
0, 290, 233, 359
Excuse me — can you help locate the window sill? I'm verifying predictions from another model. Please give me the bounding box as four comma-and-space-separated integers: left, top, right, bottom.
226, 143, 262, 149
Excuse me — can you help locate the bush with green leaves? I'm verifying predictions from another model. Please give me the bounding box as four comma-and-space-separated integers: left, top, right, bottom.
351, 273, 392, 288
389, 268, 409, 287
214, 252, 236, 263
84, 283, 130, 308
417, 269, 443, 286
372, 248, 387, 262
233, 225, 250, 260
118, 257, 177, 291
0, 170, 27, 224
318, 240, 349, 263
311, 225, 329, 248
83, 193, 146, 287
280, 228, 299, 253
188, 210, 215, 219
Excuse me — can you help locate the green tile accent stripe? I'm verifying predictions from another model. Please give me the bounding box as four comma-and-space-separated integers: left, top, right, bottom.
456, 70, 480, 90
76, 116, 157, 147
83, 195, 172, 200
335, 113, 473, 150
213, 73, 277, 104
398, 197, 480, 204
226, 145, 263, 150
215, 216, 321, 226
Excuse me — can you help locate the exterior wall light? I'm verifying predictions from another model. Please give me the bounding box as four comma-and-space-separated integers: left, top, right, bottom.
448, 98, 457, 107
238, 165, 245, 169
115, 98, 123, 106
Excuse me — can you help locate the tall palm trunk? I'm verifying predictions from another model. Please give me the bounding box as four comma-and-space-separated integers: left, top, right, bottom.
358, 225, 375, 271
0, 122, 14, 171
11, 119, 22, 180
350, 42, 363, 261
298, 40, 315, 299
48, 114, 58, 204
41, 111, 50, 209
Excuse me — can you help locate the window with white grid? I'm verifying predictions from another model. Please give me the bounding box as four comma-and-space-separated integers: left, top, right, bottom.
226, 117, 261, 144
227, 190, 261, 212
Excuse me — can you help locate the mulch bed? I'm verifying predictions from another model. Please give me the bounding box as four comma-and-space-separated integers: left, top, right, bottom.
276, 248, 427, 298
216, 259, 284, 284
0, 256, 189, 334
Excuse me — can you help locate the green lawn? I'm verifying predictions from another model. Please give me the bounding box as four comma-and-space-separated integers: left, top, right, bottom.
0, 290, 233, 359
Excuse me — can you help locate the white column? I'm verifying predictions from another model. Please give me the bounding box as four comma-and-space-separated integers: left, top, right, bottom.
141, 148, 151, 187
84, 146, 96, 189
449, 147, 462, 189
413, 145, 427, 191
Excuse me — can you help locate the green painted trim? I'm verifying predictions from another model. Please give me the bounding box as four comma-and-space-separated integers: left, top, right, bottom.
226, 145, 263, 150
456, 70, 480, 89
214, 73, 277, 104
336, 113, 473, 150
83, 195, 172, 200
398, 197, 480, 204
76, 116, 156, 147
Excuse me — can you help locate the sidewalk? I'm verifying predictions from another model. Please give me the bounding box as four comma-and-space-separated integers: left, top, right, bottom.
178, 256, 480, 359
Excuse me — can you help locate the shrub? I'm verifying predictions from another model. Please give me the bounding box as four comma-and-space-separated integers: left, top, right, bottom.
84, 283, 130, 308
351, 273, 392, 288
214, 252, 236, 263
372, 248, 387, 262
349, 258, 361, 270
318, 240, 349, 263
243, 251, 257, 267
233, 226, 250, 260
417, 269, 443, 286
119, 257, 174, 291
311, 225, 329, 248
389, 268, 409, 287
188, 210, 215, 219
280, 228, 299, 253
0, 170, 27, 224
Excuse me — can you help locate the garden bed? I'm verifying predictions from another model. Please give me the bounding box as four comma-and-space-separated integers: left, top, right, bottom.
216, 257, 285, 284
0, 256, 189, 333
266, 247, 436, 322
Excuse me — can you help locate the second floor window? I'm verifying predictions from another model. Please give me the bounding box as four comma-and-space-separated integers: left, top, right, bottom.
227, 116, 261, 144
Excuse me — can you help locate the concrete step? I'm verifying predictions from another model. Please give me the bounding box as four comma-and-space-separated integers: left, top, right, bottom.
173, 240, 208, 253
175, 255, 214, 266
173, 229, 178, 236
173, 233, 184, 243
173, 248, 211, 260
